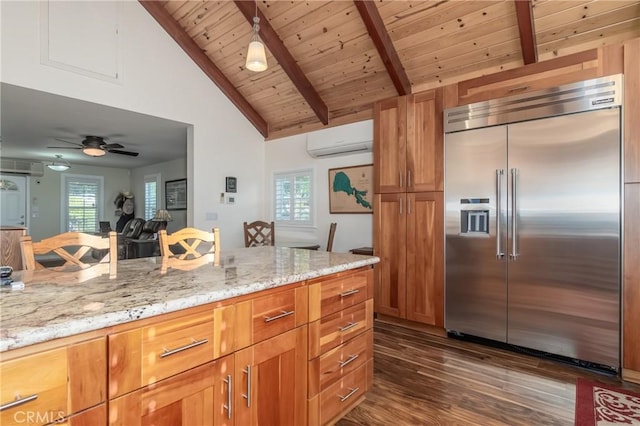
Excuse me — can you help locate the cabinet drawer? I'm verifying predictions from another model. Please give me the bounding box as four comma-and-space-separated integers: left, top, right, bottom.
309, 329, 373, 397
319, 360, 372, 426
1, 339, 105, 426
109, 311, 214, 398
309, 269, 371, 321
235, 285, 307, 348
309, 299, 373, 359
141, 311, 214, 386
1, 347, 67, 425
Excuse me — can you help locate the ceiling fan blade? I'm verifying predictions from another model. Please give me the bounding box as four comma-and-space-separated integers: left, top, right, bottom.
54, 138, 82, 147
103, 143, 124, 149
48, 146, 81, 149
109, 149, 139, 157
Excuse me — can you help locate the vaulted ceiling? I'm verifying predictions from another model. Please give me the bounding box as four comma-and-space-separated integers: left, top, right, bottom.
140, 0, 640, 140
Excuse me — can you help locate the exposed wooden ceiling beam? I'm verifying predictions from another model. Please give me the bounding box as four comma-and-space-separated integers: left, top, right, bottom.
514, 0, 538, 65
354, 0, 412, 96
234, 0, 329, 125
138, 0, 269, 138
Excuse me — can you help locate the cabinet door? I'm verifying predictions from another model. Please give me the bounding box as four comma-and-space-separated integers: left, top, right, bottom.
234, 327, 307, 426
109, 356, 234, 426
373, 193, 406, 318
0, 228, 25, 270
406, 192, 444, 326
406, 90, 444, 192
374, 96, 406, 193
624, 183, 640, 375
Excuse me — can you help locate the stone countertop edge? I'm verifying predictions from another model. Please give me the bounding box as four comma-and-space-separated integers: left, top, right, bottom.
0, 254, 379, 353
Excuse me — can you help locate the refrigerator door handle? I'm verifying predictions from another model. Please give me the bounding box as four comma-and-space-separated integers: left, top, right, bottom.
510, 168, 519, 260
496, 169, 504, 259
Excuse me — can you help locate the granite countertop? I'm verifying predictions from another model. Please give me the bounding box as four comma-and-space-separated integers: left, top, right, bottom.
0, 247, 379, 352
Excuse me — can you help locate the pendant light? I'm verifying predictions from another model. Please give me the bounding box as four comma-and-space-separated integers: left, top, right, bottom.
47, 154, 71, 172
245, 1, 268, 72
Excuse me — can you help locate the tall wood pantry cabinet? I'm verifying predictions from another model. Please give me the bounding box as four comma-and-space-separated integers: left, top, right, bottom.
373, 89, 445, 328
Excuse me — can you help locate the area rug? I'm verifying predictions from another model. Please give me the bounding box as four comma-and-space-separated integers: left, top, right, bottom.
575, 378, 640, 425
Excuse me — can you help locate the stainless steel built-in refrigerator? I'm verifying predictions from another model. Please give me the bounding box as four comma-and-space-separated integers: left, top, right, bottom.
444, 75, 622, 369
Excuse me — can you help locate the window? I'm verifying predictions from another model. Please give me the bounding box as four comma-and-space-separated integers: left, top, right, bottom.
62, 174, 104, 232
274, 169, 313, 226
144, 174, 161, 220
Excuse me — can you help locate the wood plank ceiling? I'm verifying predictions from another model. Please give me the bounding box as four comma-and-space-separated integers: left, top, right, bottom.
142, 0, 640, 140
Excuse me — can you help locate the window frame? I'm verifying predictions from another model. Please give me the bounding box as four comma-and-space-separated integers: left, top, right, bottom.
143, 173, 161, 220
273, 168, 314, 228
61, 173, 104, 233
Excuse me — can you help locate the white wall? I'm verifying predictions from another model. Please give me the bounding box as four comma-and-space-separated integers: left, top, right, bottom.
1, 1, 265, 249
265, 121, 373, 253
28, 164, 130, 241
130, 157, 187, 233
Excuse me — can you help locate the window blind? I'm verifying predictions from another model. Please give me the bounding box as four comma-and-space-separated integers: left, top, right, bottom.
274, 170, 312, 226
144, 180, 157, 220
66, 179, 99, 232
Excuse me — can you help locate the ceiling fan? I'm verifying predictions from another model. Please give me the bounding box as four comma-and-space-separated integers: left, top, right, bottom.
48, 136, 139, 157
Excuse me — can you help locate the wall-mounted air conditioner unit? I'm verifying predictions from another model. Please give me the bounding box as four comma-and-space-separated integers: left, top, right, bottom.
306, 120, 373, 158
1, 158, 45, 177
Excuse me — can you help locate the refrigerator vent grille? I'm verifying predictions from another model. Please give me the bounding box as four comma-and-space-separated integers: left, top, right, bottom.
444, 75, 622, 133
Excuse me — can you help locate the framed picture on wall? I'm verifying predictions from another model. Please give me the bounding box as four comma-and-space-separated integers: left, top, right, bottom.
165, 178, 187, 210
225, 176, 237, 193
328, 164, 373, 214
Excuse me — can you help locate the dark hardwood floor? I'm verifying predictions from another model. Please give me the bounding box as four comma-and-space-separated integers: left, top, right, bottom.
338, 321, 640, 426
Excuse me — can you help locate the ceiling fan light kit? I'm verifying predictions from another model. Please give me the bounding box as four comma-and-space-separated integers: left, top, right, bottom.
83, 146, 106, 157
245, 5, 267, 72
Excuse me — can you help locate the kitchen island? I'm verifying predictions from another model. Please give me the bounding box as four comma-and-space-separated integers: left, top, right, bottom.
0, 247, 378, 426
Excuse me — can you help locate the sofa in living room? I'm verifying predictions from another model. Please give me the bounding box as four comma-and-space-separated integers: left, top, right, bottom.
90, 217, 166, 261
118, 218, 166, 259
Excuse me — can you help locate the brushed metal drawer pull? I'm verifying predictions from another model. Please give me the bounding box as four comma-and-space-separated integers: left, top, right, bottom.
160, 338, 208, 358
508, 85, 529, 92
223, 374, 232, 419
242, 365, 252, 407
0, 394, 38, 411
264, 310, 294, 323
339, 289, 360, 298
338, 354, 359, 368
338, 322, 358, 332
338, 387, 360, 402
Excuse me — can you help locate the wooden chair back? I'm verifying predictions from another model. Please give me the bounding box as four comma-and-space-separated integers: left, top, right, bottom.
243, 220, 275, 247
20, 231, 118, 279
326, 222, 337, 252
158, 227, 220, 272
